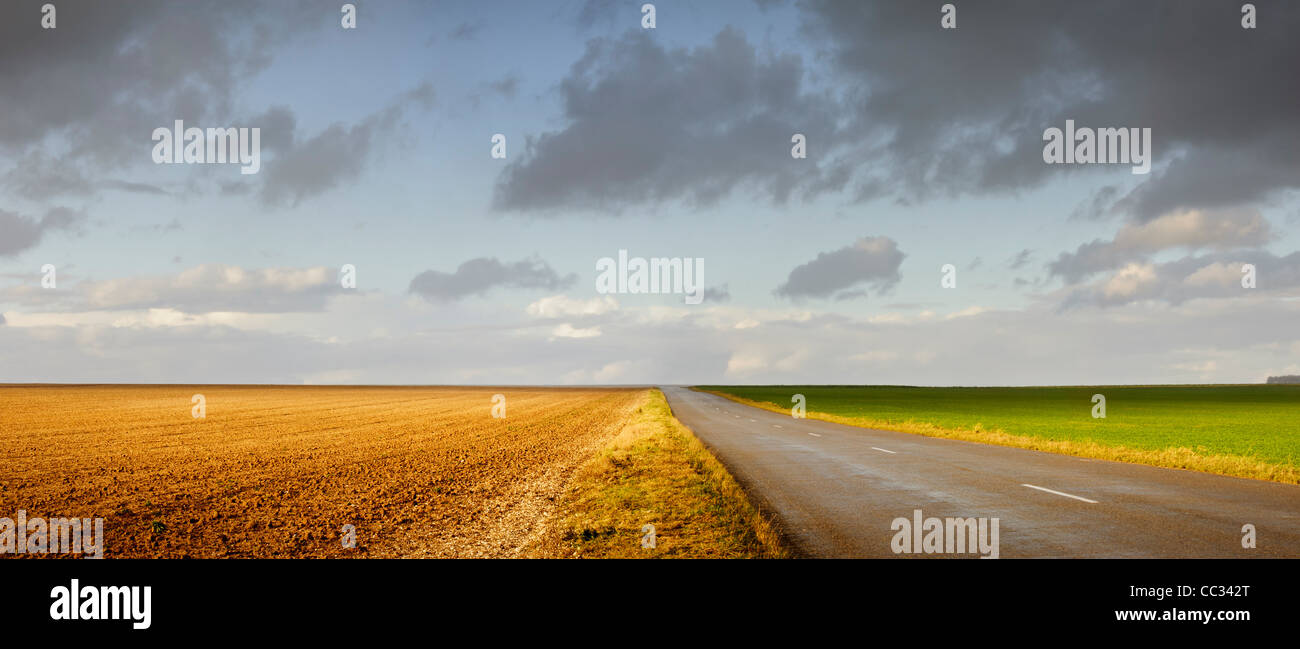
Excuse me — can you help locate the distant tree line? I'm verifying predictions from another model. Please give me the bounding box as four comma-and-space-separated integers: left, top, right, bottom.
1266, 375, 1300, 384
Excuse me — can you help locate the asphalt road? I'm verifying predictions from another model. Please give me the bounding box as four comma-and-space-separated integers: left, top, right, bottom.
661, 387, 1300, 558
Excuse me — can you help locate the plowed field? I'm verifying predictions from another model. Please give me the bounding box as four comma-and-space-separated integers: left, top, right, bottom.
0, 385, 646, 558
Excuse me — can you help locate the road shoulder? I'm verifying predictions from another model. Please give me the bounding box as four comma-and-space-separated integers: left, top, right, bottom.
529, 389, 788, 558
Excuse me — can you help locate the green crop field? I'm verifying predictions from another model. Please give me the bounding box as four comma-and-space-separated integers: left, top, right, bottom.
697, 385, 1300, 483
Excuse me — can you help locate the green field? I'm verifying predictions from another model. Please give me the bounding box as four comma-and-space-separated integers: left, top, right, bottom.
697, 385, 1300, 483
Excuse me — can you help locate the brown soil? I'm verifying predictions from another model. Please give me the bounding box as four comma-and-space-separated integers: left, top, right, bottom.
0, 385, 645, 558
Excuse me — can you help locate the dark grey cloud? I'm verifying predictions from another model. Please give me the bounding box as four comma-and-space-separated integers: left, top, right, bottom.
0, 206, 84, 256
774, 236, 904, 299
259, 122, 368, 206
259, 84, 434, 206
410, 257, 577, 302
799, 0, 1300, 220
0, 1, 325, 163
250, 105, 299, 153
0, 1, 340, 209
1114, 143, 1300, 221
703, 285, 732, 303
526, 2, 1299, 222
3, 151, 95, 199
493, 27, 848, 213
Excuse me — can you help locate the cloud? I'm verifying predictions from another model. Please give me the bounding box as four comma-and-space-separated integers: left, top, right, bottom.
104, 179, 170, 195
1007, 249, 1034, 270
526, 295, 619, 318
79, 264, 347, 313
447, 22, 482, 41
591, 360, 632, 382
1050, 208, 1273, 282
0, 1, 327, 177
0, 264, 352, 314
0, 2, 428, 211
259, 84, 434, 206
4, 155, 169, 199
410, 257, 576, 302
3, 151, 95, 199
703, 285, 732, 303
1058, 251, 1300, 308
1071, 185, 1121, 221
551, 323, 602, 339
498, 2, 1300, 222
775, 236, 904, 299
487, 74, 519, 99
492, 27, 847, 213
575, 0, 621, 30
129, 218, 184, 235
0, 206, 84, 256
797, 1, 1300, 216
5, 287, 1300, 386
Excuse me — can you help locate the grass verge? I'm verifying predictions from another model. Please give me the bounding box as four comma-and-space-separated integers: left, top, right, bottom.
531, 388, 788, 558
697, 387, 1300, 485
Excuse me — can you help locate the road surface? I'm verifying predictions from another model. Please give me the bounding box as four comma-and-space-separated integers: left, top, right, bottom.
661, 387, 1300, 558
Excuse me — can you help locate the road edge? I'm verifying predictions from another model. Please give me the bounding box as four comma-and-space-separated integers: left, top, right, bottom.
529, 388, 790, 558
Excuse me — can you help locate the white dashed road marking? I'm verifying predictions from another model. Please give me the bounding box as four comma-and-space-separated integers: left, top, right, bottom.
1021, 483, 1098, 504
871, 447, 896, 454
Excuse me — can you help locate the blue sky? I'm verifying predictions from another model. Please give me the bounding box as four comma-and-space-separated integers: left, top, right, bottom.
2, 1, 1298, 385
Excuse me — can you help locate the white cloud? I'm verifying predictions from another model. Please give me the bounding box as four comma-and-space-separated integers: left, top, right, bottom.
593, 361, 633, 383
725, 352, 767, 376
849, 350, 899, 363
1051, 208, 1275, 283
1114, 208, 1271, 252
526, 294, 619, 318
3, 294, 1299, 386
550, 323, 601, 339
1, 308, 279, 329
1101, 263, 1158, 300
1183, 261, 1245, 288
0, 264, 349, 315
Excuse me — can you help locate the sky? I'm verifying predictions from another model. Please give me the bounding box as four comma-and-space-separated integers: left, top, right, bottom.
1, 0, 1298, 385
